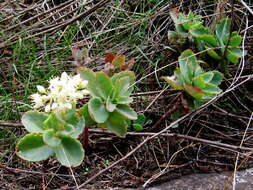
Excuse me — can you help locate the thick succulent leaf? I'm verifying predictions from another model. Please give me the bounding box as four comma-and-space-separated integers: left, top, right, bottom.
225, 48, 241, 64
21, 111, 48, 133
88, 97, 109, 123
106, 97, 117, 112
111, 71, 135, 86
206, 46, 222, 60
182, 21, 203, 31
43, 113, 65, 131
195, 38, 205, 52
192, 72, 214, 88
189, 26, 209, 36
95, 72, 113, 100
116, 104, 137, 120
103, 111, 128, 138
78, 67, 100, 97
64, 106, 78, 125
116, 96, 133, 104
202, 83, 222, 95
132, 124, 143, 132
174, 68, 185, 86
215, 18, 231, 46
135, 113, 146, 125
112, 55, 125, 67
43, 129, 61, 147
17, 134, 54, 161
54, 136, 84, 167
162, 76, 184, 90
180, 12, 203, 31
190, 28, 219, 47
114, 76, 131, 97
179, 49, 199, 83
202, 94, 216, 100
61, 124, 75, 135
229, 35, 242, 47
78, 104, 96, 127
184, 83, 204, 100
71, 117, 85, 138
209, 71, 223, 86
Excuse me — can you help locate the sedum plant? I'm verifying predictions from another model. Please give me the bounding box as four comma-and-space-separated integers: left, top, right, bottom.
103, 53, 134, 76
168, 10, 243, 64
131, 113, 152, 132
168, 10, 204, 44
78, 67, 137, 138
163, 49, 223, 106
190, 18, 243, 64
16, 72, 89, 167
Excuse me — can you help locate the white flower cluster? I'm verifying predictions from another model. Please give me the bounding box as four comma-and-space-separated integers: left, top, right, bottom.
31, 72, 89, 113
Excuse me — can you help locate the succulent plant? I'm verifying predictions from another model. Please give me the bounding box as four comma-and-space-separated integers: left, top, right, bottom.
16, 72, 89, 167
168, 10, 244, 64
78, 67, 137, 138
190, 18, 243, 64
163, 50, 223, 104
17, 109, 85, 167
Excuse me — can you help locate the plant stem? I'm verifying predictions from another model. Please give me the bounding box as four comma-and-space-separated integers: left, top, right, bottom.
83, 127, 89, 150
0, 164, 17, 175
148, 93, 183, 131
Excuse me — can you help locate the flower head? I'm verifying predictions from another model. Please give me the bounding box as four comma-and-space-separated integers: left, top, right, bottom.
31, 72, 89, 113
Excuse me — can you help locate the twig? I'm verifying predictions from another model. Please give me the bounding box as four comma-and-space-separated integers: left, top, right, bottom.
147, 92, 182, 131
239, 0, 253, 15
0, 165, 18, 175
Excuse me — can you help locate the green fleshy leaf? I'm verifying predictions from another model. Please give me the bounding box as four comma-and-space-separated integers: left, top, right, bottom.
79, 67, 100, 97
106, 97, 117, 112
134, 113, 146, 125
162, 76, 184, 90
21, 111, 48, 133
71, 117, 85, 138
88, 97, 109, 123
206, 46, 222, 60
116, 104, 137, 120
62, 124, 75, 135
132, 124, 143, 132
202, 83, 222, 95
111, 71, 135, 86
65, 106, 78, 125
189, 26, 209, 36
193, 71, 214, 88
78, 104, 96, 127
116, 96, 133, 104
226, 48, 240, 64
196, 34, 218, 47
54, 136, 84, 167
43, 112, 65, 131
209, 71, 223, 86
184, 83, 204, 100
112, 55, 125, 67
95, 72, 113, 100
17, 134, 54, 161
215, 18, 231, 46
179, 49, 199, 83
103, 111, 128, 137
114, 76, 131, 97
229, 35, 242, 47
43, 129, 61, 147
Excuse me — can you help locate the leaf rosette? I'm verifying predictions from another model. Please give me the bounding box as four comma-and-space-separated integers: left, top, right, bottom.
78, 68, 137, 138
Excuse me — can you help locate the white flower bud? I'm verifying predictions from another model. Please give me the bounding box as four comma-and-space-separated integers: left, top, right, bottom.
37, 85, 46, 94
